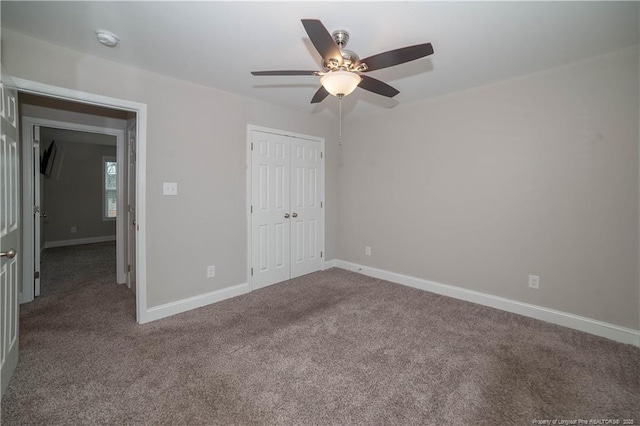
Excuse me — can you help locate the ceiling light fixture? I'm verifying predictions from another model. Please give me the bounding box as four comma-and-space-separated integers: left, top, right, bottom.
319, 70, 362, 146
95, 29, 119, 48
320, 70, 361, 98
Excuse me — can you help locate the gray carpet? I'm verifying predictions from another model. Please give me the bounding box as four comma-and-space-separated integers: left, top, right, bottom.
1, 242, 639, 425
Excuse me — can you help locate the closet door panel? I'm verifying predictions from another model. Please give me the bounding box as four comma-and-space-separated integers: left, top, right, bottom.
251, 131, 290, 289
290, 137, 323, 278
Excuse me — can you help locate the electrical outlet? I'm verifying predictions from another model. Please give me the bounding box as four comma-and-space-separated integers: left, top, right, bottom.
528, 275, 540, 289
163, 182, 178, 196
207, 265, 215, 278
70, 226, 77, 234
365, 246, 372, 256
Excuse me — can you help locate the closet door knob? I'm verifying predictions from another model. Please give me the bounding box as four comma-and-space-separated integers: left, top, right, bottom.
284, 213, 290, 219
292, 213, 298, 218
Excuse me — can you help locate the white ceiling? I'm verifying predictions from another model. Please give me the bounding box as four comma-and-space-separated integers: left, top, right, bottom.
3, 1, 638, 118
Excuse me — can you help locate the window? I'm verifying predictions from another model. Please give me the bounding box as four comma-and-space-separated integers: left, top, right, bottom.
103, 157, 117, 220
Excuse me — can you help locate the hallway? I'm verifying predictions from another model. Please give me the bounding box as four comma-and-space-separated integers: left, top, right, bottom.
39, 241, 118, 297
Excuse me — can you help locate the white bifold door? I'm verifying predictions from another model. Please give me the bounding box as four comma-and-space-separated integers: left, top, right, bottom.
250, 129, 324, 290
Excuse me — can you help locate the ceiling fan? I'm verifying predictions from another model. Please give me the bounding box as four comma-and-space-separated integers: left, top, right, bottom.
251, 19, 434, 104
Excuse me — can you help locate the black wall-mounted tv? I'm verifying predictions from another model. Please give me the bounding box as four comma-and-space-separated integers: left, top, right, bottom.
40, 141, 57, 177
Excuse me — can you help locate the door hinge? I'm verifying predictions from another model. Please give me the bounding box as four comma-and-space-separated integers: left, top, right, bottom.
321, 152, 323, 159
34, 271, 40, 279
127, 265, 131, 273
251, 205, 253, 213
321, 251, 323, 258
251, 142, 254, 151
320, 201, 323, 208
251, 268, 254, 276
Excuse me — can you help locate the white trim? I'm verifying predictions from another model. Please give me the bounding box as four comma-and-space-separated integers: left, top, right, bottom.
44, 235, 116, 249
323, 259, 337, 270
125, 119, 136, 290
334, 260, 640, 347
134, 98, 148, 325
141, 283, 250, 324
14, 78, 148, 324
247, 125, 326, 144
246, 127, 253, 290
246, 124, 325, 291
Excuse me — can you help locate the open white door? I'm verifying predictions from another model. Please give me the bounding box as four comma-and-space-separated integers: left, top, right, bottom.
1, 65, 21, 396
126, 120, 136, 292
20, 122, 42, 303
33, 126, 41, 297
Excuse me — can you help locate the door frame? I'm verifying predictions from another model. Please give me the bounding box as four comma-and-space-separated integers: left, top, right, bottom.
246, 124, 325, 291
14, 78, 149, 324
21, 117, 126, 301
125, 118, 136, 290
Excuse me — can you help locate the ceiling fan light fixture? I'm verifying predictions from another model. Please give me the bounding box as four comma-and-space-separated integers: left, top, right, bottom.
320, 70, 361, 98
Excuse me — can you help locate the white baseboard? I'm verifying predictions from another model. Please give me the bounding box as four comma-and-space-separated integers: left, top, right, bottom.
332, 259, 640, 347
323, 259, 337, 270
140, 282, 250, 324
45, 235, 116, 249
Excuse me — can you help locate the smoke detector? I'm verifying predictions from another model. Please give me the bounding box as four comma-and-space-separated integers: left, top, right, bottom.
95, 29, 119, 47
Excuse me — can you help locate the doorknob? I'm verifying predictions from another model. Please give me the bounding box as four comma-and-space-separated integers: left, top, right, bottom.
1, 248, 17, 259
41, 213, 47, 218
284, 213, 290, 219
292, 212, 298, 218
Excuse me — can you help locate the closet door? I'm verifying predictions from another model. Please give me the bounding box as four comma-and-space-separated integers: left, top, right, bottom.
251, 131, 291, 289
290, 137, 323, 278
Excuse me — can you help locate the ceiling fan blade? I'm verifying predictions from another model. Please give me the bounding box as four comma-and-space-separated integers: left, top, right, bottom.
310, 86, 330, 104
301, 19, 343, 66
358, 75, 399, 98
358, 43, 434, 72
251, 70, 319, 76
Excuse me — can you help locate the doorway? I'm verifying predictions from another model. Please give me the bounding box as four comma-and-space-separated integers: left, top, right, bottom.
13, 80, 148, 323
36, 126, 122, 297
20, 97, 133, 297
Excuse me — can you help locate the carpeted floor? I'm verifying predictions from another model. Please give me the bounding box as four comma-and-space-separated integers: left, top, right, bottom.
1, 242, 639, 425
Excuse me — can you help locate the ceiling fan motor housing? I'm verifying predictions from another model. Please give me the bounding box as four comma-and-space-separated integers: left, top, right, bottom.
322, 30, 362, 72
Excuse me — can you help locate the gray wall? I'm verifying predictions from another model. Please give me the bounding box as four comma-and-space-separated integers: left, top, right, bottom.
40, 135, 117, 243
4, 29, 638, 331
2, 29, 338, 308
338, 47, 639, 329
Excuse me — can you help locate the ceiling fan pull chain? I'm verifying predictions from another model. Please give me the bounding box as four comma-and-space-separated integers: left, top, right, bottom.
339, 96, 343, 146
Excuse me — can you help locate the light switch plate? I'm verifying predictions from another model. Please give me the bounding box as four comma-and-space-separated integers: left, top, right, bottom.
163, 182, 178, 196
